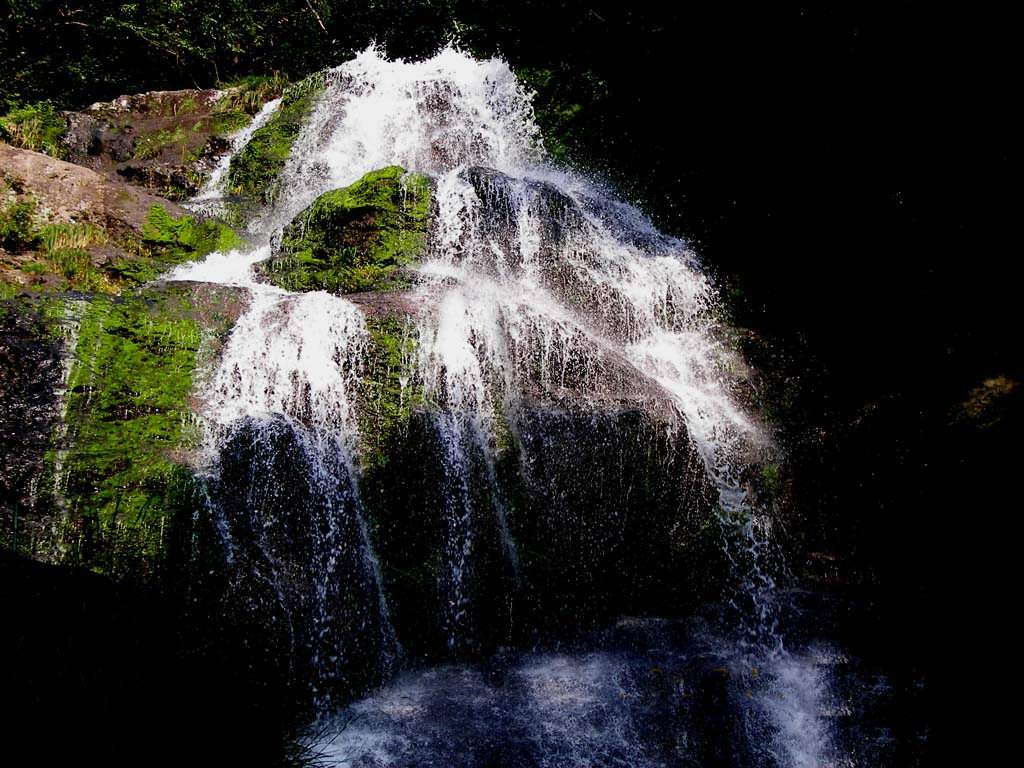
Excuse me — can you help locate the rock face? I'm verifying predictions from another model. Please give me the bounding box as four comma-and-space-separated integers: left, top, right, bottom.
257, 166, 432, 293
0, 143, 190, 233
62, 87, 267, 201
0, 283, 246, 583
227, 76, 323, 206
2, 84, 260, 583
1, 144, 246, 295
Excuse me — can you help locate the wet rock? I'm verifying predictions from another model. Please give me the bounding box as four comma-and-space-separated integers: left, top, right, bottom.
0, 282, 247, 583
227, 75, 323, 205
256, 165, 432, 293
0, 298, 64, 521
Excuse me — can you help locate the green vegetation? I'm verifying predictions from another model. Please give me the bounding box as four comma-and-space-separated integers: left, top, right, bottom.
0, 2, 465, 114
2, 194, 126, 292
257, 166, 431, 293
143, 204, 247, 261
0, 198, 40, 251
2, 196, 243, 293
360, 314, 421, 469
227, 75, 324, 204
45, 248, 113, 292
215, 72, 290, 115
0, 101, 66, 156
758, 464, 782, 498
39, 221, 107, 251
100, 258, 167, 288
210, 110, 252, 134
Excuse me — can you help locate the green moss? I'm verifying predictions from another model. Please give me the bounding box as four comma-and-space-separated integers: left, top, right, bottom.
143, 204, 247, 262
35, 294, 73, 336
101, 257, 166, 287
257, 166, 431, 294
360, 313, 421, 470
132, 125, 188, 160
47, 284, 232, 581
1, 292, 214, 576
226, 74, 324, 204
210, 110, 251, 135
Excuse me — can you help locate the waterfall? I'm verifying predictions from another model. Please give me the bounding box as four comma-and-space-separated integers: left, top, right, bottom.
171, 45, 840, 763
171, 246, 401, 704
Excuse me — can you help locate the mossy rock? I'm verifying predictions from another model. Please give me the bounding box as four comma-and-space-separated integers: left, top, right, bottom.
142, 204, 247, 263
3, 283, 244, 583
53, 287, 200, 580
256, 166, 432, 294
226, 75, 324, 205
359, 311, 422, 470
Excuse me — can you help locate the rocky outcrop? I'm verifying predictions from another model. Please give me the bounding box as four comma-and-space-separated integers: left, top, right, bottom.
61, 87, 267, 201
2, 154, 738, 706
1, 145, 245, 295
256, 166, 432, 293
2, 89, 257, 584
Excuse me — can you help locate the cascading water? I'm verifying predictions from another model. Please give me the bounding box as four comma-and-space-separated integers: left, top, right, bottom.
185, 97, 282, 220
171, 243, 401, 703
172, 46, 854, 764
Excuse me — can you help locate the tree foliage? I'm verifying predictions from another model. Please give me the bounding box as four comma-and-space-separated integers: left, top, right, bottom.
0, 1, 464, 111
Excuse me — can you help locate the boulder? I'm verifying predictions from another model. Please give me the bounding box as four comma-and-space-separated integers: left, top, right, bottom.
0, 144, 246, 294
257, 165, 432, 293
